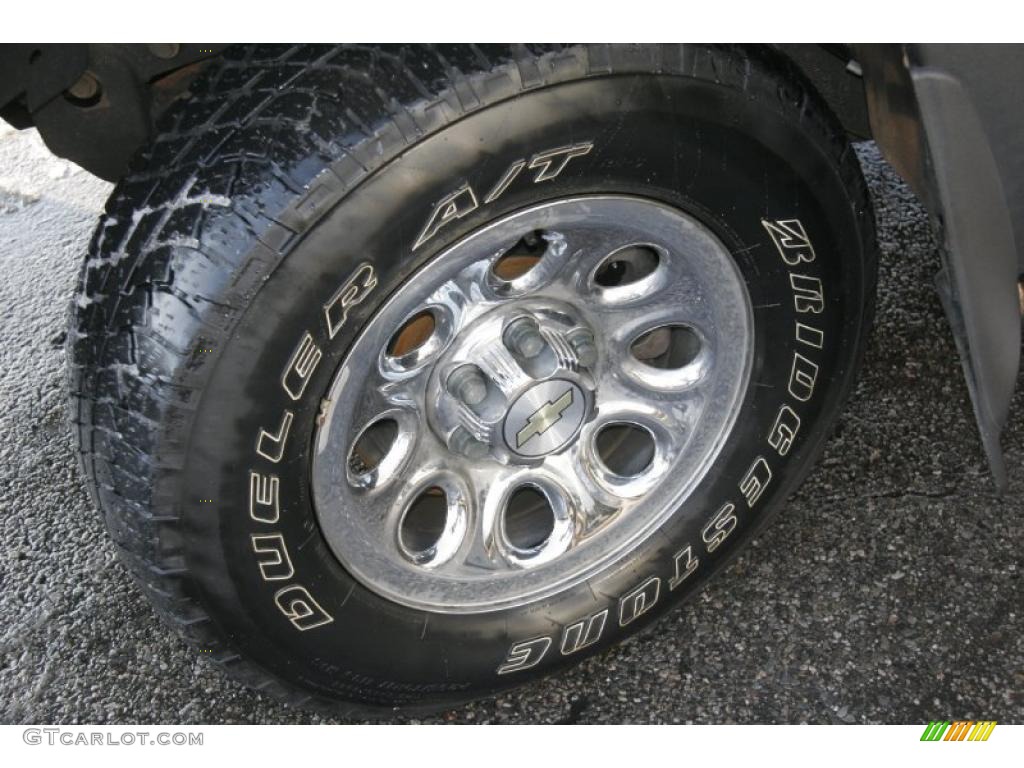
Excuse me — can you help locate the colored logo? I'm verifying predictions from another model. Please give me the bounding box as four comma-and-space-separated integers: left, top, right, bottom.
920, 721, 997, 741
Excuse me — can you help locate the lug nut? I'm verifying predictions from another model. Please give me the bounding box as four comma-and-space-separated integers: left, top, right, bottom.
569, 329, 598, 367
504, 317, 545, 359
450, 426, 488, 459
447, 364, 488, 406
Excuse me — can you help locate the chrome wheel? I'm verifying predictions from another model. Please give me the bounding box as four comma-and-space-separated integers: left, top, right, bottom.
312, 196, 754, 613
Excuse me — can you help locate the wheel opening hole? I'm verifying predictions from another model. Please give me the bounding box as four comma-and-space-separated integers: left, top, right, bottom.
596, 423, 655, 477
594, 245, 660, 287
630, 325, 701, 369
491, 230, 548, 281
401, 486, 448, 556
387, 309, 436, 358
348, 418, 398, 477
504, 486, 555, 551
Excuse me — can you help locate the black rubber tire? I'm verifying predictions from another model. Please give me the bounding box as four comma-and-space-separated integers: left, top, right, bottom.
68, 43, 877, 716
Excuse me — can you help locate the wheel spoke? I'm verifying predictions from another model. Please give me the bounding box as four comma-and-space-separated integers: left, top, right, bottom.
446, 464, 579, 572
477, 229, 577, 300
596, 368, 702, 443
368, 433, 477, 568
545, 227, 664, 298
543, 450, 620, 536
345, 381, 405, 433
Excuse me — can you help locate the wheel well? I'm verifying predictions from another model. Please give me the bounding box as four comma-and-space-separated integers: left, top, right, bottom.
0, 43, 870, 182
0, 43, 227, 180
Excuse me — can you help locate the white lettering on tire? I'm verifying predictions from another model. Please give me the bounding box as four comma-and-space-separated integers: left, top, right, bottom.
414, 142, 593, 250
701, 503, 738, 553
251, 533, 295, 581
497, 637, 552, 674
761, 218, 816, 265
618, 577, 661, 627
273, 585, 334, 631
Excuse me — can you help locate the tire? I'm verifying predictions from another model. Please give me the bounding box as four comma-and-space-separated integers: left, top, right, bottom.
68, 43, 877, 716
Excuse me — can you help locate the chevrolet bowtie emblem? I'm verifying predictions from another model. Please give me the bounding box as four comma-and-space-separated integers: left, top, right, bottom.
516, 388, 574, 449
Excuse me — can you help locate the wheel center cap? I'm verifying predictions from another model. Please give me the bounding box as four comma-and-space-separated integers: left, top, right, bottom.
503, 379, 586, 458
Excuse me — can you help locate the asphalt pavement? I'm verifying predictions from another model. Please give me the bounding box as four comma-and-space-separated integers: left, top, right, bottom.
0, 120, 1021, 724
